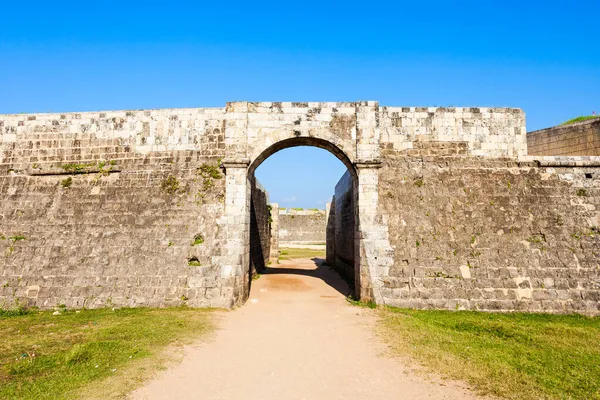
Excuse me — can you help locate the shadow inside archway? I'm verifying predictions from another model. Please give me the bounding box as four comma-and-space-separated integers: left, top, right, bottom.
260, 258, 352, 297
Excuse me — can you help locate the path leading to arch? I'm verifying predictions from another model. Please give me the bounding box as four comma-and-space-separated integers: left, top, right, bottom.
130, 259, 486, 400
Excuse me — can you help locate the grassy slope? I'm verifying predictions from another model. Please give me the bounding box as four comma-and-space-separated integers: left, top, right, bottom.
0, 307, 214, 400
379, 308, 600, 400
561, 115, 599, 125
278, 247, 326, 260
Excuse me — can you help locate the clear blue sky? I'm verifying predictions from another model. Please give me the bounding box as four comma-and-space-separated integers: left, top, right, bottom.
1, 1, 598, 208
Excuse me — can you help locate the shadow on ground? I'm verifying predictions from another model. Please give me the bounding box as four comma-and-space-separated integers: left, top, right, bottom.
260, 258, 352, 297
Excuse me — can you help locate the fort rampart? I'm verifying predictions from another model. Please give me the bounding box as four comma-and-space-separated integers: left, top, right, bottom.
1, 102, 598, 314
527, 118, 600, 156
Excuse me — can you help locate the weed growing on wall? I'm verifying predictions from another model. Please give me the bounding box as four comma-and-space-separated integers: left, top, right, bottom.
61, 177, 73, 188
192, 234, 204, 246
161, 176, 180, 194
195, 161, 223, 204
61, 163, 95, 174
59, 161, 116, 185
187, 257, 201, 267
92, 161, 113, 185
5, 235, 26, 255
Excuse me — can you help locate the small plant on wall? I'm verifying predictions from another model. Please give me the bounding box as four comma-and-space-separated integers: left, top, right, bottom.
61, 177, 73, 188
192, 234, 204, 246
161, 176, 180, 194
188, 257, 201, 267
195, 160, 223, 204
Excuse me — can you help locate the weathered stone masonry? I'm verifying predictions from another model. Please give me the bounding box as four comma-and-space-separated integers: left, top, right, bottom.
379, 153, 599, 314
527, 118, 600, 156
1, 102, 598, 314
327, 171, 355, 286
249, 178, 271, 276
278, 208, 326, 246
0, 109, 230, 308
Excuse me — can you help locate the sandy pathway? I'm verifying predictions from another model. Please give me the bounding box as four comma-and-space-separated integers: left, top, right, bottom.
130, 259, 484, 400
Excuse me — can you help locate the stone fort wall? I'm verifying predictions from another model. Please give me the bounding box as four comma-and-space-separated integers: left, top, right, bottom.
278, 208, 326, 245
527, 118, 600, 156
378, 148, 599, 314
249, 178, 271, 276
327, 171, 355, 286
1, 102, 598, 314
0, 109, 232, 309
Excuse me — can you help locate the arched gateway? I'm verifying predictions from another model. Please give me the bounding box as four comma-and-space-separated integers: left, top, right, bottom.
219, 101, 393, 306
1, 101, 598, 314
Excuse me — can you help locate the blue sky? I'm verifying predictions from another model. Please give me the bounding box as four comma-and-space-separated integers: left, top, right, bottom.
255, 147, 347, 209
1, 1, 598, 208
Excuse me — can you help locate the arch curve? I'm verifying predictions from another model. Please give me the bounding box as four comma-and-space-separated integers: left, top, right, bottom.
248, 137, 357, 179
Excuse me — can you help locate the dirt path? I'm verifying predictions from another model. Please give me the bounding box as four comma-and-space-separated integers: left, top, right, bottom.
130, 259, 485, 400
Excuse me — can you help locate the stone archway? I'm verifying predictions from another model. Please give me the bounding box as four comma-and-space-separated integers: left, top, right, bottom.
248, 137, 359, 299
219, 101, 393, 307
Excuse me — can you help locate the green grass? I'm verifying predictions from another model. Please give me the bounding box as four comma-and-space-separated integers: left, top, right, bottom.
278, 247, 325, 260
345, 297, 377, 309
378, 308, 600, 400
561, 115, 599, 125
0, 307, 214, 400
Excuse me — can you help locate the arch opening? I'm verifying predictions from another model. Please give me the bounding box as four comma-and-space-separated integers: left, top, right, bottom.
248, 137, 357, 180
245, 138, 360, 301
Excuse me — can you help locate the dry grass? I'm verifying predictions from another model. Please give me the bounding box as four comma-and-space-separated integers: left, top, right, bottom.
378, 307, 600, 400
0, 307, 215, 400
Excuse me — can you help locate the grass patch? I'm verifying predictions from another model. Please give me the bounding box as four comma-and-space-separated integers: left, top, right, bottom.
561, 115, 599, 125
346, 297, 377, 309
378, 308, 600, 400
0, 307, 214, 400
0, 305, 31, 317
278, 247, 325, 260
